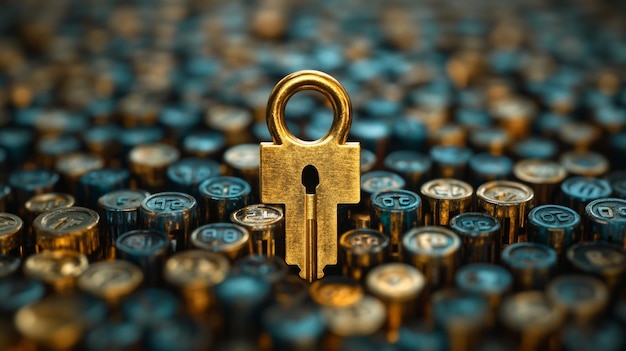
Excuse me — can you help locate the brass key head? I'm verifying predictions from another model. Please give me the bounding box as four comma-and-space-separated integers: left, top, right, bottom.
260, 70, 360, 281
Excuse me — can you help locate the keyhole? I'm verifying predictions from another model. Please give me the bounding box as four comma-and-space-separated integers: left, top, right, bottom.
302, 165, 319, 194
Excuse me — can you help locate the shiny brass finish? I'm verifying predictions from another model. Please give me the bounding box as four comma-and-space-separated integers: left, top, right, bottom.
190, 223, 250, 261
223, 144, 261, 199
433, 124, 467, 147
24, 193, 75, 255
77, 260, 143, 305
205, 104, 253, 146
469, 127, 511, 156
164, 250, 229, 288
559, 151, 609, 177
339, 228, 389, 281
25, 193, 75, 214
402, 226, 462, 290
513, 159, 567, 205
129, 143, 180, 190
420, 178, 473, 226
350, 211, 371, 229
489, 96, 537, 141
55, 153, 104, 195
0, 213, 22, 256
310, 276, 363, 308
163, 250, 229, 314
24, 250, 88, 293
14, 296, 86, 350
231, 204, 284, 258
260, 70, 360, 281
360, 149, 377, 174
476, 181, 534, 249
366, 263, 424, 343
446, 49, 487, 89
558, 122, 600, 152
321, 295, 386, 350
33, 207, 100, 260
118, 94, 159, 128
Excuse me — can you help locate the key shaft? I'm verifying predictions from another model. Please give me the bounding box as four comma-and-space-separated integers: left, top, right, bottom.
305, 192, 318, 282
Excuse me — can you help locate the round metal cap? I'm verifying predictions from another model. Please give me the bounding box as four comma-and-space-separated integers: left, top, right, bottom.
366, 263, 425, 302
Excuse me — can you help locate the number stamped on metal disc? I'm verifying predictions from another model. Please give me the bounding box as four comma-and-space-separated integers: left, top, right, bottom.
38, 207, 99, 234
199, 176, 250, 198
191, 223, 249, 251
117, 230, 169, 253
340, 229, 388, 254
232, 204, 283, 226
530, 205, 579, 228
361, 171, 405, 194
479, 181, 533, 204
143, 192, 196, 213
372, 190, 420, 210
100, 190, 150, 210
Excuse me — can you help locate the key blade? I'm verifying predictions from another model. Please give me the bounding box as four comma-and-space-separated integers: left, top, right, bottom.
304, 193, 318, 282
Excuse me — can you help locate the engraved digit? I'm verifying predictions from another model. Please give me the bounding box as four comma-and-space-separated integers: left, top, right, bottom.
223, 228, 239, 243
169, 199, 184, 210
398, 195, 411, 206
228, 184, 242, 195
201, 228, 217, 241
209, 184, 225, 195
597, 206, 614, 218
349, 234, 379, 249
585, 250, 624, 266
381, 196, 395, 207
540, 210, 571, 223
152, 197, 185, 211
369, 177, 395, 191
556, 212, 571, 222
461, 219, 476, 230
417, 234, 448, 250
125, 235, 151, 250
51, 216, 82, 230
540, 212, 555, 223
0, 217, 15, 228
433, 184, 464, 197
380, 194, 413, 208
461, 218, 492, 231
476, 220, 491, 230
153, 199, 166, 210
577, 183, 600, 197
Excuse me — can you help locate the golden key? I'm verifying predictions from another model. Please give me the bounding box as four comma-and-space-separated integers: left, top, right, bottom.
260, 70, 360, 282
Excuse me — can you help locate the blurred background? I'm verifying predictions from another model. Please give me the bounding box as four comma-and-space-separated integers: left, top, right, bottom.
0, 1, 626, 350
0, 0, 625, 172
